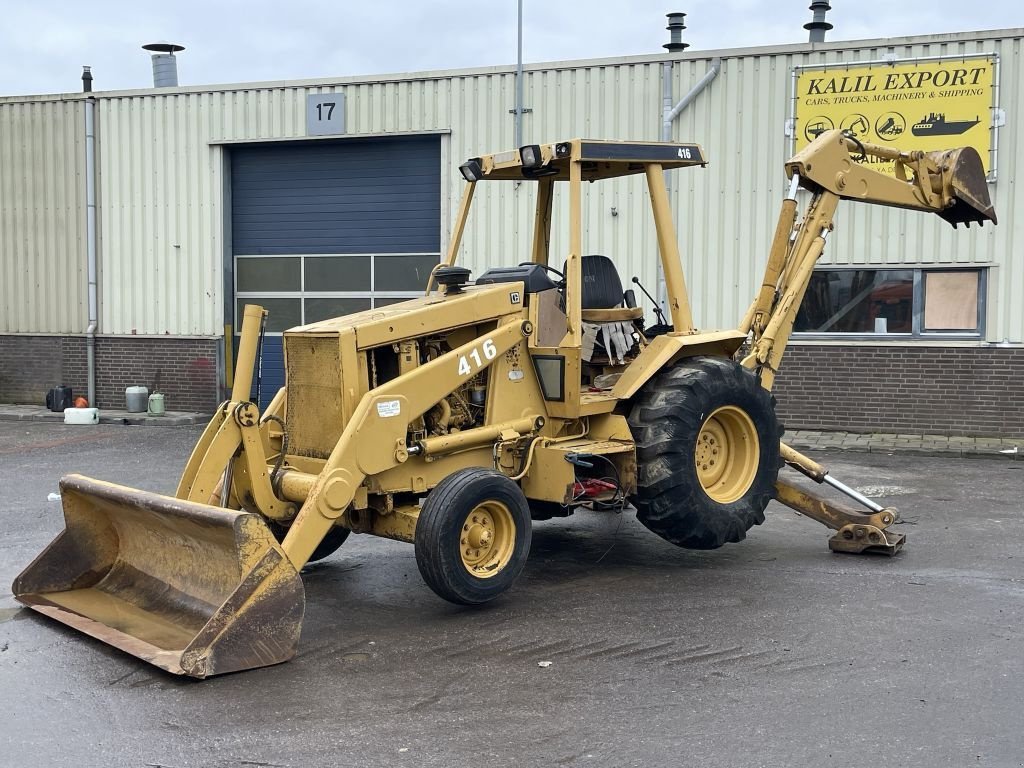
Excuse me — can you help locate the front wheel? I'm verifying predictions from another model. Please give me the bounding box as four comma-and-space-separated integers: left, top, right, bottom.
627, 356, 781, 549
415, 468, 532, 605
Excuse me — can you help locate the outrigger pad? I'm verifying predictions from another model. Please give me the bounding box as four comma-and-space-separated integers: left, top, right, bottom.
13, 474, 305, 678
828, 523, 905, 556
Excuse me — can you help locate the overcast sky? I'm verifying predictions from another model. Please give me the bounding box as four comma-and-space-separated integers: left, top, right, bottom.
2, 0, 1021, 96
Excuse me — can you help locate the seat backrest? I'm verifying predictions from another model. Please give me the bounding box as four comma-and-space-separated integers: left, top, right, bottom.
575, 254, 624, 309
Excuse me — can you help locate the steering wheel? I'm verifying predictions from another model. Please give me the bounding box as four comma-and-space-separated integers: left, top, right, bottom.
518, 262, 564, 279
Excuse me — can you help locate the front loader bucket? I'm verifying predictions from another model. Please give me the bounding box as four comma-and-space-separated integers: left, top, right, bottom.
930, 146, 997, 227
12, 474, 304, 679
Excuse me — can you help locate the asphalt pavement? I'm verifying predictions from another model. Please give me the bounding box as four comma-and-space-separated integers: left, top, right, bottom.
0, 422, 1021, 767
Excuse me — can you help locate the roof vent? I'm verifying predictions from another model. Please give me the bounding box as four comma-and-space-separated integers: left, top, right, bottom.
663, 12, 690, 53
804, 1, 833, 43
142, 42, 185, 87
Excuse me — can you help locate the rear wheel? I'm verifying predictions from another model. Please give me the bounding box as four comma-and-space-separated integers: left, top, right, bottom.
415, 468, 532, 605
627, 356, 781, 549
268, 520, 350, 563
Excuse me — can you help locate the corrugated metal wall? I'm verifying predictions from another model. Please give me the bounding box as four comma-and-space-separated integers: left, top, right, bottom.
1, 29, 1020, 340
668, 34, 1022, 339
0, 99, 87, 333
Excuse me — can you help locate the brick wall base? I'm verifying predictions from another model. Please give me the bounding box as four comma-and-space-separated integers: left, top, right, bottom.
0, 335, 220, 412
5, 337, 1023, 437
773, 344, 1024, 439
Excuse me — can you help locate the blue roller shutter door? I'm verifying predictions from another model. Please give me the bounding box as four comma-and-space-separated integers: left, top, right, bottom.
230, 135, 442, 406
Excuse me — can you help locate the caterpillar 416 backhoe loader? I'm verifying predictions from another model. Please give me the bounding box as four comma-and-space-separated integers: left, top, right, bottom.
14, 130, 995, 678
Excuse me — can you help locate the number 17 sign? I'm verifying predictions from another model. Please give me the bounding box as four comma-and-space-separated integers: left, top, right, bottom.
306, 93, 346, 136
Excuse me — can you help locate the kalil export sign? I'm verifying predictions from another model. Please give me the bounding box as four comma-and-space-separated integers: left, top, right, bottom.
793, 56, 996, 177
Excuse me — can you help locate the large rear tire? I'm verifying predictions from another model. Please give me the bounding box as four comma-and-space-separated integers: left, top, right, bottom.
415, 468, 532, 605
627, 356, 781, 549
268, 520, 350, 563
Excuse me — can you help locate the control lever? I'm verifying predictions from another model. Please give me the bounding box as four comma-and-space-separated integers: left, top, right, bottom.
631, 276, 668, 326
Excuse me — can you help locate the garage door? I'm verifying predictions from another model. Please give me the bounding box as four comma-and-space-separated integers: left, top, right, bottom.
231, 135, 442, 406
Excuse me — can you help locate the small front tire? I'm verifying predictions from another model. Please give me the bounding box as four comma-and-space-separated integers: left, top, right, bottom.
415, 468, 532, 605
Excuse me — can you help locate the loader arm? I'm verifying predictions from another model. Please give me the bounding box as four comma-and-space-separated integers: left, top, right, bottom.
279, 318, 534, 568
741, 129, 995, 388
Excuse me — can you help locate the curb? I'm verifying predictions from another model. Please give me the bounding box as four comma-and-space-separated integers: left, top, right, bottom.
784, 438, 1021, 461
0, 410, 209, 427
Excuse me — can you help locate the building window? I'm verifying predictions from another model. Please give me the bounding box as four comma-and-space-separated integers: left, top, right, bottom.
235, 253, 439, 333
794, 267, 985, 338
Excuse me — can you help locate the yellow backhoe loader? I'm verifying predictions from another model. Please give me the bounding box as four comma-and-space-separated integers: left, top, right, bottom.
14, 130, 995, 678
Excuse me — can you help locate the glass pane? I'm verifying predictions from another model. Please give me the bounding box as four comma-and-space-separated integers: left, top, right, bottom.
796, 269, 914, 334
304, 255, 371, 292
304, 297, 371, 324
924, 271, 979, 331
236, 257, 300, 292
532, 356, 565, 401
236, 298, 301, 333
374, 255, 440, 291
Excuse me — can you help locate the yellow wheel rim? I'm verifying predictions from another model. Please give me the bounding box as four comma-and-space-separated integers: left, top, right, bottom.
459, 501, 516, 579
695, 405, 760, 503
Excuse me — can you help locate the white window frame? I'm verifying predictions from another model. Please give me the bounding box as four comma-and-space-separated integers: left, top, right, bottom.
234, 252, 440, 335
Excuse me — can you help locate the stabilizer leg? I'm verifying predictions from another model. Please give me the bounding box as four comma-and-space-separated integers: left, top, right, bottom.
776, 441, 905, 556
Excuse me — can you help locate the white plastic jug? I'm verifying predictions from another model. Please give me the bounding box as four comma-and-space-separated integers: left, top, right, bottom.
64, 407, 99, 425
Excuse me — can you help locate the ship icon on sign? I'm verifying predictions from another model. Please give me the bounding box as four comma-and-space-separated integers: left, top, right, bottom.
911, 113, 982, 137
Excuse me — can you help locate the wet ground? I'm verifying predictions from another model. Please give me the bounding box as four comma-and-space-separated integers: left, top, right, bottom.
1, 422, 1021, 767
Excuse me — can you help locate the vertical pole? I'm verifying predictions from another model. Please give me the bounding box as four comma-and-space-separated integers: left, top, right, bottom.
85, 97, 98, 407
560, 154, 583, 347
659, 60, 673, 316
443, 182, 476, 267
515, 0, 524, 148
232, 305, 266, 403
426, 182, 476, 293
645, 164, 694, 333
530, 177, 554, 265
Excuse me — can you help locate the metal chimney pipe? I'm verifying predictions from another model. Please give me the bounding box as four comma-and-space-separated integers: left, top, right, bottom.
142, 42, 185, 87
664, 12, 690, 52
81, 66, 93, 92
804, 1, 833, 43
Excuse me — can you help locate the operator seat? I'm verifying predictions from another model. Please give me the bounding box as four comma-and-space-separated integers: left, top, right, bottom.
578, 255, 643, 322
570, 255, 643, 366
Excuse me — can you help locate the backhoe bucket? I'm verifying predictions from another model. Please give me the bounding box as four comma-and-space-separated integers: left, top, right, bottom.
12, 474, 304, 679
930, 146, 997, 227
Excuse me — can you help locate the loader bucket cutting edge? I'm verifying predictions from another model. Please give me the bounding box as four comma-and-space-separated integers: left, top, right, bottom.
12, 474, 304, 678
935, 146, 997, 227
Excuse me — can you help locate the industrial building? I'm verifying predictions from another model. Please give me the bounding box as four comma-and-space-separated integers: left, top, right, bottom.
1, 21, 1021, 437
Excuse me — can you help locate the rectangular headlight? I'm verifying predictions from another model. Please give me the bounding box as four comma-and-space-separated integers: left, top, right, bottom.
519, 144, 542, 168
459, 158, 483, 182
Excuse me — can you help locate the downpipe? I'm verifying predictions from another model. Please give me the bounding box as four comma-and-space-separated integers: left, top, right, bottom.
658, 57, 721, 311
85, 96, 99, 407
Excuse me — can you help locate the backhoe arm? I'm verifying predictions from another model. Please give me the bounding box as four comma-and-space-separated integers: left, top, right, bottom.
787, 129, 996, 226
742, 129, 995, 387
